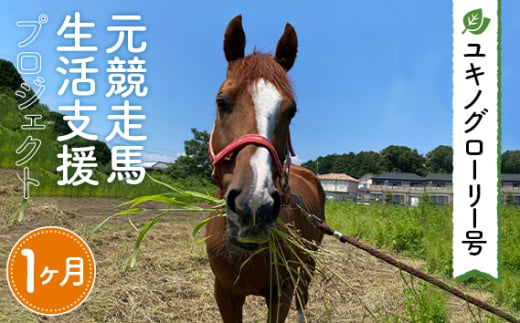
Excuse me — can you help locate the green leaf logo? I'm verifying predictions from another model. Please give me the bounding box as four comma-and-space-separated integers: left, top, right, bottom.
462, 8, 491, 35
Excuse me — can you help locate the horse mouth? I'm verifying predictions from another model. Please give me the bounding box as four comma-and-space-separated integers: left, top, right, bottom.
228, 237, 263, 251
223, 187, 281, 250
225, 215, 271, 250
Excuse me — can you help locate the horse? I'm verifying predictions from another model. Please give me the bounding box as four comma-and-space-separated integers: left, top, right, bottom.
205, 15, 326, 323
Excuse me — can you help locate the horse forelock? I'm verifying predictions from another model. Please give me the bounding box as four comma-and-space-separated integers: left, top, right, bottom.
228, 52, 294, 99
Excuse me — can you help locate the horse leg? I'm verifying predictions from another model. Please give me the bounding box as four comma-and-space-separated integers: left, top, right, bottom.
214, 279, 246, 323
266, 280, 294, 323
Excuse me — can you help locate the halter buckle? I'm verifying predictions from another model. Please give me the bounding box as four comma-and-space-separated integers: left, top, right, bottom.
279, 171, 289, 193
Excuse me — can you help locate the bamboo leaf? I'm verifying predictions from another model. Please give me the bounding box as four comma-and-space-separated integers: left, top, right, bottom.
147, 174, 224, 205
120, 193, 180, 209
126, 215, 161, 270
114, 208, 147, 216
146, 173, 183, 193
192, 215, 218, 239
193, 236, 210, 243
92, 215, 114, 232
15, 198, 28, 224
128, 217, 138, 232
93, 174, 227, 271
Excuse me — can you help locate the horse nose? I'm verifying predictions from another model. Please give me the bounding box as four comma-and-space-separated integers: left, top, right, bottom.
226, 188, 244, 216
261, 190, 281, 224
226, 187, 282, 230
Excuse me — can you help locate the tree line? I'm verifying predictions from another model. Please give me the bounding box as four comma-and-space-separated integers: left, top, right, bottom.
302, 145, 450, 178
168, 129, 520, 180
0, 59, 111, 171
302, 146, 520, 179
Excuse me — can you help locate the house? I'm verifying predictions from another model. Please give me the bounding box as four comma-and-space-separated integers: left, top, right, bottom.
318, 173, 358, 200
357, 173, 374, 201
357, 173, 374, 190
369, 172, 426, 205
140, 161, 171, 172
361, 172, 518, 206
423, 173, 453, 205
368, 172, 453, 205
502, 173, 520, 205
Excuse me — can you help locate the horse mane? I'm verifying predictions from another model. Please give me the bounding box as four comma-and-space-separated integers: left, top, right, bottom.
230, 52, 294, 98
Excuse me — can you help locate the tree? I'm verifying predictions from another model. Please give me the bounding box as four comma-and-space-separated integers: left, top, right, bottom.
47, 110, 111, 166
92, 140, 111, 166
302, 154, 337, 175
352, 151, 385, 178
502, 150, 520, 174
426, 145, 453, 173
47, 111, 70, 137
301, 151, 384, 178
0, 59, 38, 105
167, 128, 211, 179
380, 145, 426, 176
0, 59, 24, 92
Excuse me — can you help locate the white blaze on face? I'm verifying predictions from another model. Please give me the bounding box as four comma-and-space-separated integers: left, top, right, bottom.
248, 79, 281, 214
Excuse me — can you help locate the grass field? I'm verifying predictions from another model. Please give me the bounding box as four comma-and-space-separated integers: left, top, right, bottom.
0, 168, 518, 322
326, 200, 520, 320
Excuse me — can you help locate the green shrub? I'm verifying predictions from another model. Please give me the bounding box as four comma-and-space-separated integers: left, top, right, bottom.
494, 271, 520, 312
402, 281, 448, 322
325, 201, 520, 317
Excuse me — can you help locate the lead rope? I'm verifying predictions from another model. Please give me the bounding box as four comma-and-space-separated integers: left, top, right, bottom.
295, 203, 519, 323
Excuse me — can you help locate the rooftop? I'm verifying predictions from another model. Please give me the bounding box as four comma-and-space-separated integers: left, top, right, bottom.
424, 173, 452, 181
319, 173, 359, 182
372, 172, 424, 181
503, 173, 520, 182
363, 172, 519, 183
140, 161, 171, 171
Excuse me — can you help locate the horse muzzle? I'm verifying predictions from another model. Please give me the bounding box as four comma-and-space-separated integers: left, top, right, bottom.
225, 187, 282, 248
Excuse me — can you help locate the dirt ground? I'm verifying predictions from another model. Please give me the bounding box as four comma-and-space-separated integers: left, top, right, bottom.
0, 169, 505, 322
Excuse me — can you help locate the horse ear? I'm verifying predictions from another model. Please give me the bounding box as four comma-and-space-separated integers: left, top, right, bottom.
223, 15, 246, 63
275, 23, 298, 71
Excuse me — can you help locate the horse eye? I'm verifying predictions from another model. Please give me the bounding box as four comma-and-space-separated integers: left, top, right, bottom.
217, 96, 231, 112
287, 105, 297, 120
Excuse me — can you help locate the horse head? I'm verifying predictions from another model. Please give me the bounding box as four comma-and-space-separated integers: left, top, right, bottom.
209, 15, 298, 249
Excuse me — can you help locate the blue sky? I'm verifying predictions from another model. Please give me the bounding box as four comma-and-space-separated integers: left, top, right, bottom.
0, 1, 518, 164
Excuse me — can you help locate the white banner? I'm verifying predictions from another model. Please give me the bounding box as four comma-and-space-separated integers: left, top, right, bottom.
453, 2, 499, 279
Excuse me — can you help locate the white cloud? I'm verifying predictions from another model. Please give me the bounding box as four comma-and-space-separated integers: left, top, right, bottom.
290, 155, 303, 166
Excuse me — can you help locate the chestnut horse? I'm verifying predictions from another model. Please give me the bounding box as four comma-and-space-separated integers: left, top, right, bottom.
206, 15, 325, 323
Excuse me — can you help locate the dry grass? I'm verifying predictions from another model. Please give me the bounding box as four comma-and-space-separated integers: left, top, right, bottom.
0, 169, 505, 322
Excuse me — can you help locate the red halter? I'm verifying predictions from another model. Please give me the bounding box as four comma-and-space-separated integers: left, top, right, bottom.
208, 128, 295, 190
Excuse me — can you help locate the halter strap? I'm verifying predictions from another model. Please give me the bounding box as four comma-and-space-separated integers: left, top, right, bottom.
208, 127, 295, 190
209, 133, 285, 175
